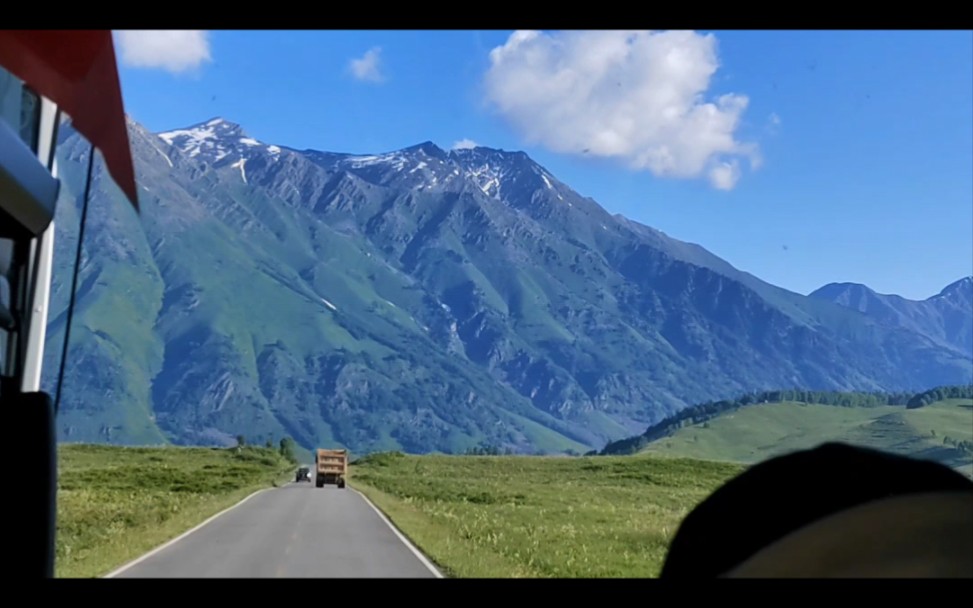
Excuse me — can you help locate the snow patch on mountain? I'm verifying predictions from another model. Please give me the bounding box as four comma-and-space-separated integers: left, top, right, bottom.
159, 124, 221, 159
231, 158, 247, 183
157, 118, 281, 164
156, 120, 576, 208
464, 162, 507, 198
344, 152, 410, 172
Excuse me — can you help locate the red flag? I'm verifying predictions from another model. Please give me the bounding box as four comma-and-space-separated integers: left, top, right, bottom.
0, 30, 138, 211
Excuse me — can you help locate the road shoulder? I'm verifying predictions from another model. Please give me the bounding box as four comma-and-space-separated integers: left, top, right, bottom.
350, 486, 445, 578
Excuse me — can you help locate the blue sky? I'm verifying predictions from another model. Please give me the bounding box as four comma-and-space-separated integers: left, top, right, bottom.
113, 30, 972, 300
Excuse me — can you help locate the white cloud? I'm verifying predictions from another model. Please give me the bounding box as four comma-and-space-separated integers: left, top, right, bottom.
766, 112, 782, 137
452, 138, 479, 150
349, 47, 384, 83
483, 30, 760, 190
114, 30, 211, 74
708, 159, 741, 190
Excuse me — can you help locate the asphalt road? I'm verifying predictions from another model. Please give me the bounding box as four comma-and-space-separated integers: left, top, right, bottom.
105, 482, 442, 578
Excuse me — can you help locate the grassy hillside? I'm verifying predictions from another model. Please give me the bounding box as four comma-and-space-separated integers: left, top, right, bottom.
628, 398, 973, 477
349, 452, 743, 577
55, 444, 294, 578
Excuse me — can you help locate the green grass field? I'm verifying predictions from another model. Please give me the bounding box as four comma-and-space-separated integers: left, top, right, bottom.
56, 443, 294, 578
349, 452, 743, 577
635, 398, 973, 477
54, 398, 971, 578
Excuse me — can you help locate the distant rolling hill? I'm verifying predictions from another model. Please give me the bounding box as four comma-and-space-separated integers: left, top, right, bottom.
600, 386, 973, 476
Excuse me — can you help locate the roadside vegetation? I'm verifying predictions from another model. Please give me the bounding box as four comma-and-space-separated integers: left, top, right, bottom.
54, 387, 972, 578
56, 442, 295, 578
349, 451, 743, 577
346, 389, 972, 577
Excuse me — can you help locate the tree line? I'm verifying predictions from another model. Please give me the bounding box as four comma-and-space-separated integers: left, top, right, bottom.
234, 434, 299, 464
906, 384, 973, 409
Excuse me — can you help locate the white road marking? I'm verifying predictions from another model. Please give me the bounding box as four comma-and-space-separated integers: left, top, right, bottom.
102, 480, 443, 579
351, 487, 445, 578
102, 486, 280, 578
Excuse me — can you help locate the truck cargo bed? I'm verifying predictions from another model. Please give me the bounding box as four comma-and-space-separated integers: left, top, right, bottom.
314, 448, 348, 488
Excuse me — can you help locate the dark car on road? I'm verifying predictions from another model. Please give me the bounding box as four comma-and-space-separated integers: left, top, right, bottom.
295, 466, 311, 482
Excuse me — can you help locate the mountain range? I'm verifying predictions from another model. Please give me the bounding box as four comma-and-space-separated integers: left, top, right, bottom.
39, 116, 973, 454
809, 278, 972, 358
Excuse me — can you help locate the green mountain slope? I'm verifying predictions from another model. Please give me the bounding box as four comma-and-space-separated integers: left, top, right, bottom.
39, 116, 973, 455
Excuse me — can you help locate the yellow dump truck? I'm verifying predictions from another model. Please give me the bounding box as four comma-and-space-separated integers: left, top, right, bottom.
315, 448, 348, 488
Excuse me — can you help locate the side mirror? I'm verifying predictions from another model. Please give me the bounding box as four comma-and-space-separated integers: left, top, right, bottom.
0, 118, 60, 239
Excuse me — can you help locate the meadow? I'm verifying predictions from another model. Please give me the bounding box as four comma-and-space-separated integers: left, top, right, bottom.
55, 443, 293, 578
55, 396, 971, 578
349, 451, 743, 577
